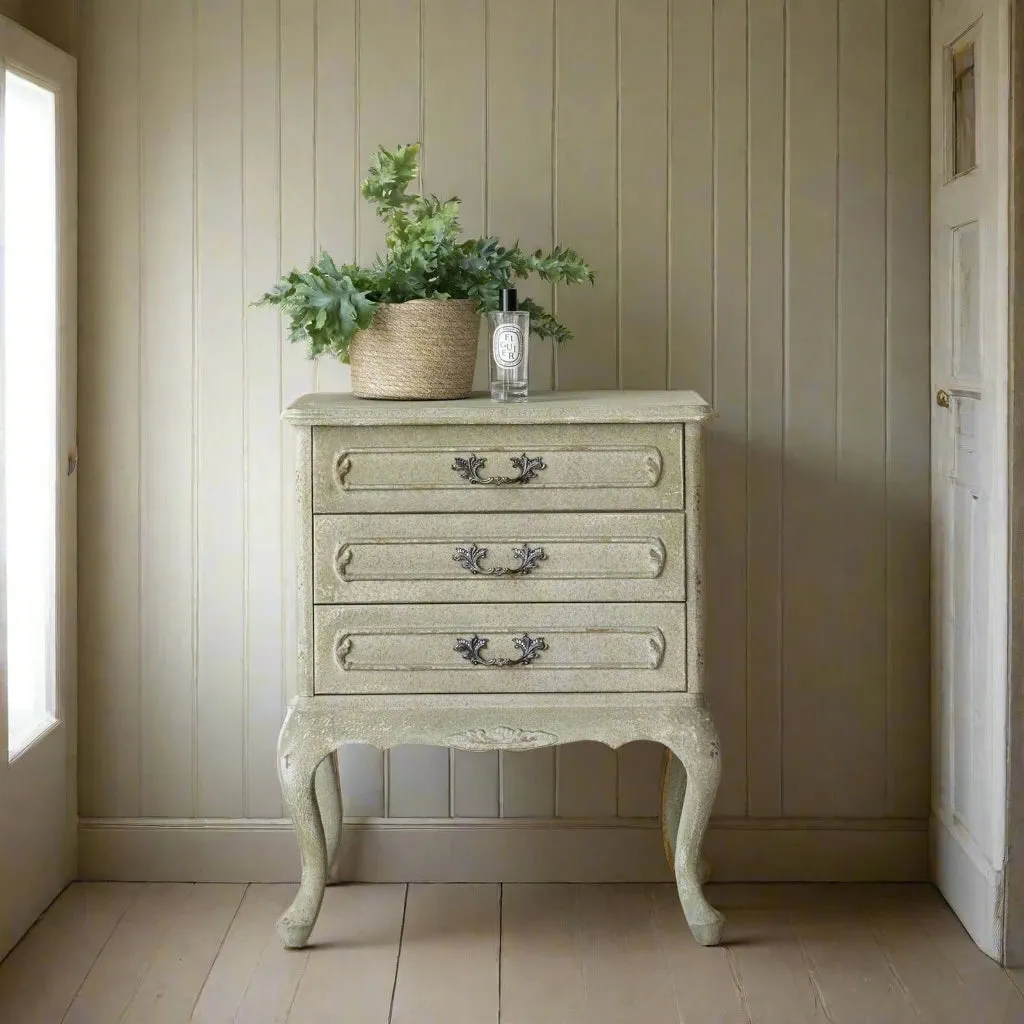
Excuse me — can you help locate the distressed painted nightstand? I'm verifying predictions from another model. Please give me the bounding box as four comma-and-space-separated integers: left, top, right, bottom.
276, 390, 723, 948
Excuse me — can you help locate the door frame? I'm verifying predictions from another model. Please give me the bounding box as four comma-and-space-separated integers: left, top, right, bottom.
0, 18, 77, 961
1003, 0, 1024, 967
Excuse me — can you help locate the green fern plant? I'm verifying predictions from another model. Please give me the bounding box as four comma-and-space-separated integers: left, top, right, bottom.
257, 143, 594, 363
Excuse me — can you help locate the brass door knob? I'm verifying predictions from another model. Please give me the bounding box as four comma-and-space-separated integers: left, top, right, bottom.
936, 388, 951, 408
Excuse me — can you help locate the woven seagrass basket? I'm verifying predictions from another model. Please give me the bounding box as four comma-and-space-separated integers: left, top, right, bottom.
349, 298, 480, 400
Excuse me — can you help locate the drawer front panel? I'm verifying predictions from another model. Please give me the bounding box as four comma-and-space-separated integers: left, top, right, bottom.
312, 423, 683, 513
313, 512, 685, 604
313, 603, 687, 694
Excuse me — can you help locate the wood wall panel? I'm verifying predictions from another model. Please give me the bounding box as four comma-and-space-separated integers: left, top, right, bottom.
195, 0, 246, 818
553, 0, 618, 391
884, 0, 931, 817
617, 742, 664, 819
668, 0, 713, 398
77, 0, 932, 853
834, 0, 888, 815
78, 0, 142, 817
780, 0, 841, 816
706, 0, 749, 816
557, 743, 618, 819
744, 0, 786, 818
137, 0, 196, 817
618, 0, 669, 390
241, 0, 285, 819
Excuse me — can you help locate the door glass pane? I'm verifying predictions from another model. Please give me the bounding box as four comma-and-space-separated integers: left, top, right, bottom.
952, 40, 977, 176
951, 220, 981, 379
4, 71, 58, 759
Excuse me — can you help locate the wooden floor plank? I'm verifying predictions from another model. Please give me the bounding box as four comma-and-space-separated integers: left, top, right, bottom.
1005, 966, 1024, 997
705, 882, 935, 911
286, 883, 406, 1024
793, 903, 922, 1023
870, 889, 1024, 1023
718, 907, 831, 1023
647, 884, 748, 1023
570, 884, 718, 1024
64, 883, 193, 1024
118, 883, 245, 1024
3, 880, 1023, 1023
498, 883, 589, 1024
390, 883, 499, 1024
502, 884, 734, 1024
191, 884, 306, 1024
0, 882, 141, 1024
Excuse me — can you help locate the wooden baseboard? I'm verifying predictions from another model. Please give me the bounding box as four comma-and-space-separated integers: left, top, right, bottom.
931, 810, 1004, 960
78, 816, 928, 884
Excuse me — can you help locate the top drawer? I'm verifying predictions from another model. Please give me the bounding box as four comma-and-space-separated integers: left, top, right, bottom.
312, 423, 683, 513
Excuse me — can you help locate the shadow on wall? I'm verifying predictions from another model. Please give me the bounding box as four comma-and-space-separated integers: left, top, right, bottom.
703, 427, 929, 820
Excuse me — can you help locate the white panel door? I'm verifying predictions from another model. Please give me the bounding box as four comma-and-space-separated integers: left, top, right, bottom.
0, 19, 76, 960
930, 0, 1011, 962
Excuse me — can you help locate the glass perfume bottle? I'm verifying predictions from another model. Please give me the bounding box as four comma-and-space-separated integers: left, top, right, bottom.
488, 287, 529, 402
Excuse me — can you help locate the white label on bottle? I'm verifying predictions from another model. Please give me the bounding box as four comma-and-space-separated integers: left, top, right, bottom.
493, 323, 524, 369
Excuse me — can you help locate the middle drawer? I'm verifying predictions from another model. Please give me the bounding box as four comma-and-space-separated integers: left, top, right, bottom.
312, 512, 685, 604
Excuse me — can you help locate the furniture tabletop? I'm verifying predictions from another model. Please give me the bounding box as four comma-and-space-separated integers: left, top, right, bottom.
282, 389, 713, 427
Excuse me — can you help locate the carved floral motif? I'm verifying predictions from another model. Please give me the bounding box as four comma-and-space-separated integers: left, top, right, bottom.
447, 725, 558, 750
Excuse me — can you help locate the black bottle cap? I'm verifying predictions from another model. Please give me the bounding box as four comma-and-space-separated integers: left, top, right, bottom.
499, 287, 518, 312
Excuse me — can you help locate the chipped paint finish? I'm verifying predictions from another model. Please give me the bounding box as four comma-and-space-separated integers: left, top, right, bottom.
283, 389, 713, 427
312, 512, 686, 604
684, 421, 708, 695
277, 391, 722, 949
310, 604, 687, 694
309, 423, 686, 515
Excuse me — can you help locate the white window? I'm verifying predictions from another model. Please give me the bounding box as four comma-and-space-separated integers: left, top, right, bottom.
4, 69, 58, 758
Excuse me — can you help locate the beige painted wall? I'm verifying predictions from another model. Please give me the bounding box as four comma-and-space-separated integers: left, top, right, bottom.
77, 0, 930, 862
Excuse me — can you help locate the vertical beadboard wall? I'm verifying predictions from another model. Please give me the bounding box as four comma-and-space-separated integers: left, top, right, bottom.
77, 0, 930, 859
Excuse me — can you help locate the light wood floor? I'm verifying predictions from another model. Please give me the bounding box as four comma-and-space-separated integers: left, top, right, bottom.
1, 882, 1023, 1022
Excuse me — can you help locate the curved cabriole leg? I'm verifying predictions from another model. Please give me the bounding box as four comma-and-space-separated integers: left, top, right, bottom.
277, 725, 329, 949
661, 753, 710, 883
315, 751, 343, 881
667, 711, 724, 946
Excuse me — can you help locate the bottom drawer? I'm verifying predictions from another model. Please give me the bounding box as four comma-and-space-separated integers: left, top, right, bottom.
313, 603, 686, 694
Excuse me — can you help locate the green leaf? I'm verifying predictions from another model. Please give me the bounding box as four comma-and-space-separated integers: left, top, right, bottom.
255, 142, 594, 359
518, 297, 573, 344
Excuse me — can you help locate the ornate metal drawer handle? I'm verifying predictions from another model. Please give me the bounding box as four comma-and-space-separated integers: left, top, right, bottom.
453, 633, 547, 667
453, 543, 546, 577
451, 453, 546, 485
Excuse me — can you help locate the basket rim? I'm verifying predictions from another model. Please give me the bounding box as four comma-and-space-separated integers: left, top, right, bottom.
374, 296, 478, 308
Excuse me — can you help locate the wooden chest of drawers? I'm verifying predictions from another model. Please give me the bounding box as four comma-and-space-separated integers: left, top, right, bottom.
276, 390, 723, 950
